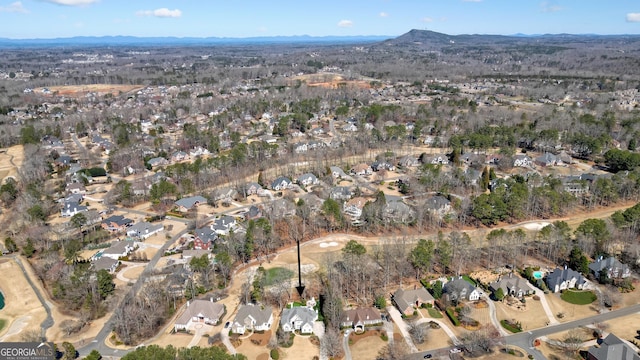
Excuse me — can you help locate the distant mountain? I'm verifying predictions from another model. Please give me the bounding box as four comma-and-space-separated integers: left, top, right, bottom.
0, 34, 393, 47
384, 29, 640, 47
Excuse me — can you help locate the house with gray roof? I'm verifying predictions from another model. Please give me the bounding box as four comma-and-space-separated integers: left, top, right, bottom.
443, 277, 481, 303
280, 306, 318, 334
101, 241, 135, 260
393, 287, 434, 316
489, 273, 536, 299
92, 257, 119, 273
175, 195, 207, 212
212, 215, 237, 235
330, 166, 348, 179
535, 153, 562, 167
232, 304, 274, 334
271, 176, 293, 191
589, 256, 631, 280
587, 333, 640, 360
340, 307, 382, 331
296, 173, 319, 186
147, 157, 168, 169
126, 222, 164, 240
61, 201, 88, 218
101, 215, 133, 232
545, 266, 588, 293
330, 186, 353, 201
174, 299, 225, 331
194, 226, 217, 250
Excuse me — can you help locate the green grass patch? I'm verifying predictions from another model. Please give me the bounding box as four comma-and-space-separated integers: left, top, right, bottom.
500, 319, 522, 333
0, 319, 6, 332
262, 267, 294, 287
560, 290, 597, 305
427, 308, 443, 318
462, 275, 477, 286
445, 307, 461, 326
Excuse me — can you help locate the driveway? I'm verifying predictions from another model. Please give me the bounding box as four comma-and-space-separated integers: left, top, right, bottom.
415, 317, 460, 346
219, 326, 237, 355
187, 323, 212, 347
533, 288, 559, 325
480, 293, 510, 337
386, 306, 419, 353
342, 329, 353, 360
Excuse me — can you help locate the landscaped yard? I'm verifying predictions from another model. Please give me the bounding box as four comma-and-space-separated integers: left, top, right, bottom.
560, 290, 597, 305
427, 307, 443, 318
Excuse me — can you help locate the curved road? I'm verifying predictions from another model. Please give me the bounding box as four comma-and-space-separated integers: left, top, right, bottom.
76, 225, 192, 358
12, 256, 54, 340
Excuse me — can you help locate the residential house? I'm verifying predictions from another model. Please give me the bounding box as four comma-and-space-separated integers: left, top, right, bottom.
189, 147, 210, 157
342, 123, 358, 132
55, 155, 74, 167
299, 193, 324, 213
489, 273, 537, 299
587, 333, 640, 360
545, 267, 588, 293
330, 166, 348, 179
424, 195, 452, 218
427, 154, 450, 165
170, 151, 189, 162
443, 277, 481, 303
293, 142, 308, 154
246, 205, 263, 220
562, 175, 589, 196
269, 198, 297, 219
212, 215, 237, 235
212, 187, 238, 203
398, 155, 420, 168
340, 308, 382, 331
126, 222, 164, 240
343, 197, 369, 219
61, 201, 88, 217
384, 201, 415, 223
66, 182, 86, 195
92, 257, 119, 273
296, 173, 319, 186
461, 153, 483, 166
101, 215, 133, 232
393, 287, 435, 316
280, 306, 318, 334
100, 241, 135, 260
371, 161, 396, 172
271, 176, 293, 191
174, 299, 225, 331
194, 226, 217, 250
351, 163, 373, 176
330, 186, 353, 201
535, 153, 562, 167
232, 304, 274, 334
513, 155, 533, 167
147, 157, 168, 169
241, 182, 263, 197
175, 195, 207, 212
64, 193, 84, 204
589, 256, 631, 280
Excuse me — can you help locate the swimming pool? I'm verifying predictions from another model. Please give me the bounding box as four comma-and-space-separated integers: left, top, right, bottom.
533, 271, 543, 279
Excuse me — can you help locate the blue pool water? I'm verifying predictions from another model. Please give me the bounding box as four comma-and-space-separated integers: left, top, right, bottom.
533, 271, 543, 279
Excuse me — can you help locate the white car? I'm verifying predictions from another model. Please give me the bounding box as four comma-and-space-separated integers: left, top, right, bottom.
450, 348, 462, 353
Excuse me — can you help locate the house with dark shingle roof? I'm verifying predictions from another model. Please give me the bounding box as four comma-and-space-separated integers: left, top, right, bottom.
232, 304, 274, 334
393, 287, 434, 316
194, 226, 217, 250
489, 273, 536, 299
101, 215, 133, 232
545, 267, 588, 293
587, 333, 640, 360
271, 176, 293, 191
175, 195, 207, 212
443, 277, 481, 302
589, 256, 631, 280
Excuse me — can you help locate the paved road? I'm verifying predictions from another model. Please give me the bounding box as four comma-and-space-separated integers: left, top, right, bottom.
409, 303, 640, 360
77, 225, 192, 358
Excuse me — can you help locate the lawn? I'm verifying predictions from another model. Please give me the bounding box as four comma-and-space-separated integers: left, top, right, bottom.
427, 307, 443, 318
560, 290, 597, 305
0, 319, 5, 332
262, 267, 294, 286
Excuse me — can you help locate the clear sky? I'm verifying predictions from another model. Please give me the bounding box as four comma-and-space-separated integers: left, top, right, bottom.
2, 0, 640, 39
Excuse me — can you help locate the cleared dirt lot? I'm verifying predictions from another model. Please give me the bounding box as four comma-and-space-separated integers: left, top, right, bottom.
34, 84, 143, 98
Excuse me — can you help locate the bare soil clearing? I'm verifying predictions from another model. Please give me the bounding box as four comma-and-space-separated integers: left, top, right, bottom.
34, 84, 143, 97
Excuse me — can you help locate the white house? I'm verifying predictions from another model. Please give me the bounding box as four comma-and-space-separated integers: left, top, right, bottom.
126, 222, 164, 240
174, 299, 225, 331
280, 306, 318, 334
232, 304, 274, 334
